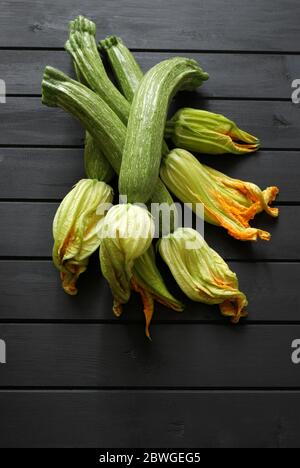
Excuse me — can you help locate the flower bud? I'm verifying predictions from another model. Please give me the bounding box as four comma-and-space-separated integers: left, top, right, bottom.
99, 204, 155, 316
159, 228, 248, 323
52, 179, 113, 295
165, 108, 260, 155
161, 148, 279, 241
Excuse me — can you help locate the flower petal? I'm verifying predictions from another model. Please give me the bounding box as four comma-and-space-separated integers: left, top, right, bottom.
166, 108, 260, 155
52, 179, 113, 294
161, 149, 279, 241
159, 228, 248, 322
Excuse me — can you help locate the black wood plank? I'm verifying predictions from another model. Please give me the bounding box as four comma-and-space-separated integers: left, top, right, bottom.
0, 203, 296, 260
0, 148, 85, 199
0, 324, 299, 386
0, 260, 299, 323
0, 98, 83, 146
0, 98, 299, 148
0, 149, 298, 202
0, 0, 298, 51
1, 50, 299, 99
0, 202, 55, 257
0, 0, 298, 450
0, 390, 299, 447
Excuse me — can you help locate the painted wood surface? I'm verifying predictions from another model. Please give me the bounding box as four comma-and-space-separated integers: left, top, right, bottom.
0, 0, 299, 448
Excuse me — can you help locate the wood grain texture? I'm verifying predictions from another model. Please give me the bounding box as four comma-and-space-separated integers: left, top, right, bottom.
0, 148, 85, 199
0, 391, 299, 447
0, 260, 299, 323
0, 0, 299, 51
0, 148, 85, 200
0, 203, 295, 259
0, 324, 299, 387
1, 50, 299, 99
0, 0, 300, 449
0, 98, 299, 148
0, 149, 298, 202
0, 98, 82, 146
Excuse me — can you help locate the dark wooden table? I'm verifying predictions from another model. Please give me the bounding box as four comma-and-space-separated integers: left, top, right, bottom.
0, 0, 300, 448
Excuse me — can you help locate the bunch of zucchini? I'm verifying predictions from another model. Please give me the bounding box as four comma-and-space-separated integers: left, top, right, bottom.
42, 16, 279, 337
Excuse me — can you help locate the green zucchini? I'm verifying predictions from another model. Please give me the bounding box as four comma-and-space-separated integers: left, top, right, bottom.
99, 36, 144, 103
42, 66, 174, 214
119, 57, 209, 203
66, 18, 169, 189
99, 34, 170, 158
65, 15, 130, 125
84, 132, 114, 182
69, 41, 114, 183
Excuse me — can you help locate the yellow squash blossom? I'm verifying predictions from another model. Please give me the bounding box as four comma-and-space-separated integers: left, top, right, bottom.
161, 148, 279, 241
52, 179, 113, 295
159, 228, 248, 323
165, 108, 260, 155
99, 204, 155, 319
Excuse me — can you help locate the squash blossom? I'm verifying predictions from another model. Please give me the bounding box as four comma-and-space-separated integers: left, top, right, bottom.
132, 245, 184, 338
161, 149, 279, 241
99, 204, 155, 319
165, 108, 260, 155
52, 179, 113, 295
159, 228, 248, 323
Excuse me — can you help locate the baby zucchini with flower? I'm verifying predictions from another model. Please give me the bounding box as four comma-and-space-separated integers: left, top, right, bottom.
165, 108, 260, 155
98, 203, 155, 316
159, 228, 248, 323
52, 179, 113, 295
160, 148, 279, 241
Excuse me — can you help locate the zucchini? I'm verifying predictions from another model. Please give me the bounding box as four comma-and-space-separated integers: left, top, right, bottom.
42, 67, 124, 173
67, 18, 171, 200
99, 36, 144, 103
69, 38, 114, 183
42, 66, 174, 216
99, 34, 170, 159
84, 132, 114, 182
65, 16, 130, 125
119, 57, 209, 203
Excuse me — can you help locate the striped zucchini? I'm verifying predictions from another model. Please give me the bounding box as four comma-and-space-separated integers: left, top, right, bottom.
119, 57, 209, 203
99, 35, 171, 160
99, 36, 144, 103
42, 66, 174, 213
42, 67, 124, 173
66, 17, 171, 203
65, 16, 130, 125
69, 37, 114, 183
84, 132, 114, 182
